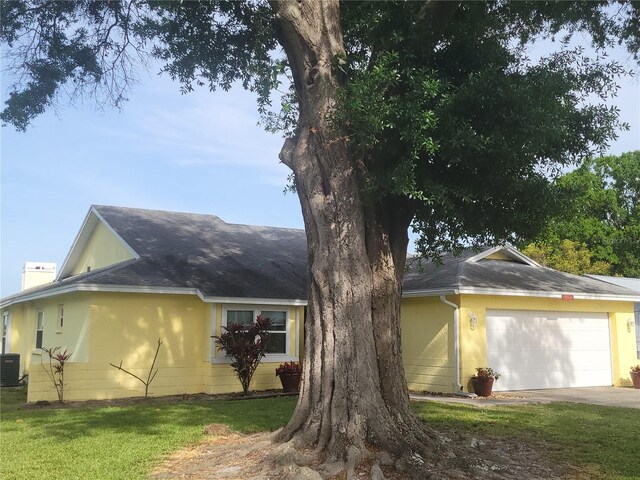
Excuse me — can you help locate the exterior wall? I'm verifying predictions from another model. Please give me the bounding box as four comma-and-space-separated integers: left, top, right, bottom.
400, 296, 458, 393
205, 304, 304, 394
1, 294, 91, 381
71, 222, 134, 275
28, 292, 209, 402
24, 293, 305, 402
458, 295, 638, 390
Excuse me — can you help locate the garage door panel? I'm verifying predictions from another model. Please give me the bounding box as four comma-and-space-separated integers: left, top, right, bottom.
486, 310, 612, 391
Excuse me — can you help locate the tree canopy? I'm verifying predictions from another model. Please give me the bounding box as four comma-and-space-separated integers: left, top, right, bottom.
2, 1, 638, 256
521, 150, 640, 277
2, 1, 639, 477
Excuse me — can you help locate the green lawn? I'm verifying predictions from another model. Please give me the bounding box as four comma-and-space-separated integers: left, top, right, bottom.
413, 401, 640, 480
0, 387, 297, 480
1, 387, 638, 480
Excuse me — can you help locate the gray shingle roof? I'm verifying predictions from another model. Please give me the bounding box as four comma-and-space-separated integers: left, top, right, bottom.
404, 251, 638, 296
87, 205, 309, 300
2, 206, 638, 307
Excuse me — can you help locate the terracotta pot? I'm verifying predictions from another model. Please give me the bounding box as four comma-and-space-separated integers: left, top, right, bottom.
278, 373, 301, 393
471, 377, 495, 397
631, 371, 640, 389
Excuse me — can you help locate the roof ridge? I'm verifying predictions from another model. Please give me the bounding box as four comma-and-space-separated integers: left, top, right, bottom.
93, 204, 304, 232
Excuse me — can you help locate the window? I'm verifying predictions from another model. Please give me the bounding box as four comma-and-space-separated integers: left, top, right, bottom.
262, 310, 287, 354
223, 307, 290, 356
2, 311, 9, 354
36, 310, 44, 349
57, 304, 64, 332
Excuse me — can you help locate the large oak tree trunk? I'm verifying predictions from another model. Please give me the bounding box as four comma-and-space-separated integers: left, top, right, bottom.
272, 1, 435, 473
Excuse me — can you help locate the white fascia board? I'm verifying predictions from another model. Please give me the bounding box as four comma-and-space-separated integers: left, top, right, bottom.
1, 284, 203, 308
466, 245, 541, 267
58, 207, 98, 279
456, 286, 640, 303
1, 283, 308, 309
58, 206, 140, 280
91, 207, 140, 260
402, 288, 459, 298
502, 245, 542, 267
201, 295, 307, 306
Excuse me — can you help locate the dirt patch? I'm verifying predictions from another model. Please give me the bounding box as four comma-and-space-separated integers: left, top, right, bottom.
150, 426, 574, 480
20, 390, 296, 410
411, 390, 526, 400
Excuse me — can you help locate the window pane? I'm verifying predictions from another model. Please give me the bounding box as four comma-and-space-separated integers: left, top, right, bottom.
37, 311, 44, 330
266, 332, 286, 354
227, 310, 253, 326
262, 311, 286, 331
36, 330, 43, 349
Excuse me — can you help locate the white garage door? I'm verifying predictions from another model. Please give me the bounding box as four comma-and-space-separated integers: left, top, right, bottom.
486, 310, 613, 391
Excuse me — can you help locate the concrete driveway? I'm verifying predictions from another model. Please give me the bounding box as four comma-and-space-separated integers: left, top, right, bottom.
513, 387, 640, 409
411, 386, 640, 409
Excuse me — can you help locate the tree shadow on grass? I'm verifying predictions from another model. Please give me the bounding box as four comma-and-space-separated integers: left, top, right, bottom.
414, 401, 640, 479
8, 396, 297, 442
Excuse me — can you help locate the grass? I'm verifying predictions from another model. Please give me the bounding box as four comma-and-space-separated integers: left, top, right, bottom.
1, 387, 638, 479
0, 387, 297, 480
413, 401, 640, 480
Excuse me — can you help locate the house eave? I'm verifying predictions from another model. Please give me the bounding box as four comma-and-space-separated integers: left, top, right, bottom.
404, 286, 640, 303
1, 283, 308, 309
402, 288, 459, 298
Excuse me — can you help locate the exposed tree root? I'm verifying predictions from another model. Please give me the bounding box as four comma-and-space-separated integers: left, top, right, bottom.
150, 423, 573, 480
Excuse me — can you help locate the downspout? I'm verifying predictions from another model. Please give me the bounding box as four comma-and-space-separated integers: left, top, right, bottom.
439, 295, 465, 394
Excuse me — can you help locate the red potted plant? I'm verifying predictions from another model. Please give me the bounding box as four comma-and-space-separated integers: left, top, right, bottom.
630, 365, 640, 389
276, 361, 302, 393
471, 367, 501, 397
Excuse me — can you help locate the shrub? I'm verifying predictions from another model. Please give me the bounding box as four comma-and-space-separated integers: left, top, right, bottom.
631, 365, 640, 373
41, 347, 72, 403
214, 315, 271, 396
276, 361, 301, 377
110, 338, 163, 398
473, 367, 501, 382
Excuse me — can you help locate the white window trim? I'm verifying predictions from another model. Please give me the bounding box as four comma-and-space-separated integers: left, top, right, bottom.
2, 311, 11, 354
57, 304, 64, 333
211, 304, 298, 364
35, 309, 44, 351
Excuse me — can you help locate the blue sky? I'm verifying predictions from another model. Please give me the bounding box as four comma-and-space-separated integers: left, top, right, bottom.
1, 43, 639, 297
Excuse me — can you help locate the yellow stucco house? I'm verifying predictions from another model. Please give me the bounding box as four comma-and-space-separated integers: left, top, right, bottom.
1, 205, 638, 402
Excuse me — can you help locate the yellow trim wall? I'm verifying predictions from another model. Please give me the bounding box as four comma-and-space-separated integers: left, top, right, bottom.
458, 295, 638, 390
400, 294, 638, 393
401, 296, 458, 393
1, 293, 92, 381
5, 287, 636, 401
19, 292, 304, 402
71, 221, 134, 275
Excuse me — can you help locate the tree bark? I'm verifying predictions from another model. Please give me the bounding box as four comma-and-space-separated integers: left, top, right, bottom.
271, 1, 435, 473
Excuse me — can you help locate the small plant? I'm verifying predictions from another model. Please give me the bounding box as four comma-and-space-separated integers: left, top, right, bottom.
110, 338, 163, 398
631, 365, 640, 373
276, 361, 301, 377
41, 347, 72, 403
213, 315, 271, 396
473, 367, 501, 382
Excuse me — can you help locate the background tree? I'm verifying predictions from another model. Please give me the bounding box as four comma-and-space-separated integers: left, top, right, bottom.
2, 1, 639, 476
520, 151, 640, 277
522, 240, 613, 275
